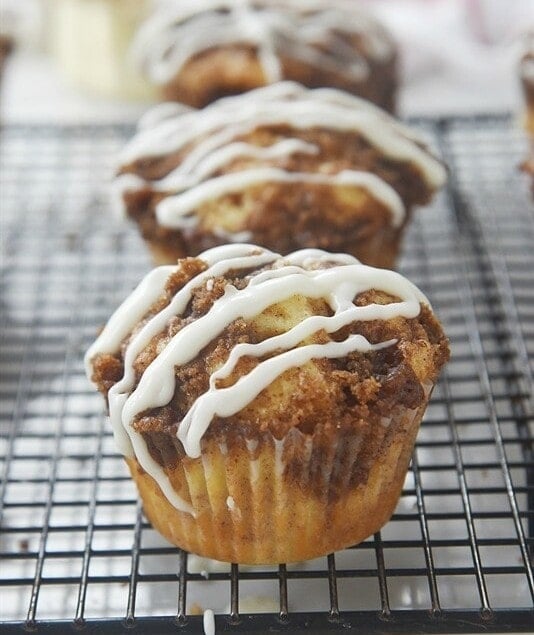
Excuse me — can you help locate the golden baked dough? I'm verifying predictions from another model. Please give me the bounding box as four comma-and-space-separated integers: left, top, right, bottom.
115, 83, 446, 268
132, 0, 398, 111
86, 245, 449, 563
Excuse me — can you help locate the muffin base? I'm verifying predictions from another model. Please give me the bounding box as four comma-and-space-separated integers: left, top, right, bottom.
145, 228, 402, 269
125, 399, 429, 564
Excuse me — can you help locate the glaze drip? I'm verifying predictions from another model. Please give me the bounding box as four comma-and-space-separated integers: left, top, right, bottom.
115, 82, 446, 233
86, 244, 429, 514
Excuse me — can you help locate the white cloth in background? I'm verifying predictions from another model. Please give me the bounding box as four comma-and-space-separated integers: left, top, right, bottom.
364, 0, 534, 114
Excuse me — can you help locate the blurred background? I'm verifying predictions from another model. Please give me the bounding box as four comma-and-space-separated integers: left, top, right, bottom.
0, 0, 533, 124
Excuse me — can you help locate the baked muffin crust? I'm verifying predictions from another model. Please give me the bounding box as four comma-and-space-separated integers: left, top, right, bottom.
87, 246, 449, 502
132, 0, 398, 111
115, 83, 446, 267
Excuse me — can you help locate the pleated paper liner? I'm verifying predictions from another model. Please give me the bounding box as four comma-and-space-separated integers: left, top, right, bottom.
126, 384, 433, 564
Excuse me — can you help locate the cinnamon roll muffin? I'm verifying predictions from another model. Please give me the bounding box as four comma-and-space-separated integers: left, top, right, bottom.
131, 0, 398, 111
115, 83, 446, 269
85, 244, 449, 564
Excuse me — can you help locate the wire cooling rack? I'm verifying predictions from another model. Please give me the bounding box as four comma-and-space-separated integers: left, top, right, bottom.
0, 116, 533, 634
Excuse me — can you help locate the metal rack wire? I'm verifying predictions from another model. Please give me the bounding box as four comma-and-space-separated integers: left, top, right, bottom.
0, 116, 533, 633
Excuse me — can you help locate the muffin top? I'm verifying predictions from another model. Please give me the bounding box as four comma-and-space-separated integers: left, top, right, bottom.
131, 0, 395, 89
115, 82, 446, 242
86, 244, 449, 510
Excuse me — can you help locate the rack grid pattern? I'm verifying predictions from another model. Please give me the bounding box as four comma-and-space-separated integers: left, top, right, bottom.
0, 117, 533, 633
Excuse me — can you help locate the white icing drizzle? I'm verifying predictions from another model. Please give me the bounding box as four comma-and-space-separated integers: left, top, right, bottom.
131, 0, 394, 86
119, 84, 442, 177
86, 244, 429, 514
116, 82, 446, 234
203, 609, 215, 635
155, 168, 405, 229
85, 245, 277, 453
